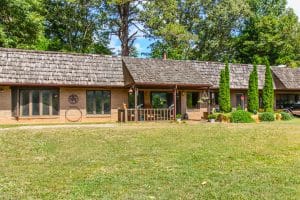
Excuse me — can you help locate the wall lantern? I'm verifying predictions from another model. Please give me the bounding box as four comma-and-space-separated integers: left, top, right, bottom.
128, 87, 134, 95
202, 91, 209, 100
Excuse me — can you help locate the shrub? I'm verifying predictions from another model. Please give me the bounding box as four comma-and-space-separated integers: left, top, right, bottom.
259, 112, 275, 122
217, 113, 231, 123
230, 110, 254, 123
208, 113, 219, 120
176, 114, 182, 119
280, 112, 293, 121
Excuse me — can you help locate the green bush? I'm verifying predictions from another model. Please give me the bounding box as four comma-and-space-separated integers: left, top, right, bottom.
208, 113, 219, 120
280, 112, 293, 121
259, 112, 275, 122
230, 110, 254, 123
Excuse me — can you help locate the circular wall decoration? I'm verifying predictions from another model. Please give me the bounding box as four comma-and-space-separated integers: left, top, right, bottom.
68, 94, 79, 105
65, 106, 82, 122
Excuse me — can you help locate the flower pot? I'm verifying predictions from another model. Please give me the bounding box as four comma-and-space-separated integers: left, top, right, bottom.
209, 119, 215, 123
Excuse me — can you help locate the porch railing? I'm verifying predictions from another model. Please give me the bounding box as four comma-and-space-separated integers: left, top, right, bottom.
118, 108, 175, 122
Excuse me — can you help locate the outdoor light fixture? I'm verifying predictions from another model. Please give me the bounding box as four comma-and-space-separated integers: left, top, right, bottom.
0, 88, 4, 93
202, 91, 209, 100
128, 87, 134, 95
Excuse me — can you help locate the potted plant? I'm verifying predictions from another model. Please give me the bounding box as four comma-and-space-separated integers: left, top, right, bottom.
176, 114, 182, 122
208, 113, 217, 123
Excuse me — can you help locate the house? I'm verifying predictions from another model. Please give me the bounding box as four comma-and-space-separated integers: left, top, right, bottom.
0, 48, 299, 123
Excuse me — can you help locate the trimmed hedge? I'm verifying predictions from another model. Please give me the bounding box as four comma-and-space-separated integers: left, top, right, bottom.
230, 110, 254, 123
259, 112, 275, 121
280, 112, 293, 121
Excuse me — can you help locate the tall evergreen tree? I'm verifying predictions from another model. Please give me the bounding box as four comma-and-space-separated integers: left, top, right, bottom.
262, 61, 274, 112
219, 69, 226, 112
247, 64, 259, 113
219, 64, 231, 113
224, 61, 231, 112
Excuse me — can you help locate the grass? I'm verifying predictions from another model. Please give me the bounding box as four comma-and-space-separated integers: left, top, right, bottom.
0, 119, 300, 199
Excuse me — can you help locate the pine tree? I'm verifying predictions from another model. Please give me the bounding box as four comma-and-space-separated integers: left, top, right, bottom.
218, 64, 231, 113
262, 61, 274, 112
224, 62, 231, 112
247, 64, 259, 113
218, 69, 226, 112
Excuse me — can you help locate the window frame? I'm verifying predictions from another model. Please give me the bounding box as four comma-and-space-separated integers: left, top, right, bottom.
86, 90, 111, 115
235, 93, 245, 109
186, 92, 200, 109
150, 92, 173, 109
18, 89, 60, 117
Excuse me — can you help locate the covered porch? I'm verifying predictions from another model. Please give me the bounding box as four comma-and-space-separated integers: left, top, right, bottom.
118, 83, 211, 122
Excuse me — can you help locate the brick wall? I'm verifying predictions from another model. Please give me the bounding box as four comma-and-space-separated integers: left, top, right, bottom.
0, 87, 128, 124
0, 86, 13, 123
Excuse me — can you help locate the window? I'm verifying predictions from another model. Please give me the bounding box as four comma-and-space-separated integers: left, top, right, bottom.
86, 90, 111, 115
236, 93, 245, 109
151, 92, 173, 108
187, 92, 199, 109
211, 92, 219, 105
276, 94, 300, 109
19, 89, 59, 117
128, 91, 144, 108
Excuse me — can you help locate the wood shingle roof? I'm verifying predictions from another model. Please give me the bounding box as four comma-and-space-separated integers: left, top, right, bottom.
0, 48, 124, 87
0, 48, 299, 90
122, 57, 212, 87
272, 67, 300, 89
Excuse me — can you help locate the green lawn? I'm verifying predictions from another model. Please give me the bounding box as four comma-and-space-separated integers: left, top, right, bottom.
0, 120, 300, 199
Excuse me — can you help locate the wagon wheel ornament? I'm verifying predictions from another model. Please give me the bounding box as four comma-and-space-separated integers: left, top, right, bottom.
68, 94, 79, 105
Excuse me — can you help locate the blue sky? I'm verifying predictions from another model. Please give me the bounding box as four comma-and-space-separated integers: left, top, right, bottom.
110, 0, 300, 58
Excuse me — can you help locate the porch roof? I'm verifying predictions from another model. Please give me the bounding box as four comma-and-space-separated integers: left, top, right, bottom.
271, 67, 300, 89
122, 57, 212, 88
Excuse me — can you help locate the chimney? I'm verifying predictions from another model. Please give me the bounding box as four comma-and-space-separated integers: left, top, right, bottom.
163, 52, 167, 60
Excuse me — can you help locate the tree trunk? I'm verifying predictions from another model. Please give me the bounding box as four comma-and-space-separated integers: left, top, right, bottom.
117, 2, 130, 56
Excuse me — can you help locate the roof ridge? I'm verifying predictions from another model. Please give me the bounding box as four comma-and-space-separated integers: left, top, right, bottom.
122, 56, 270, 67
0, 47, 120, 58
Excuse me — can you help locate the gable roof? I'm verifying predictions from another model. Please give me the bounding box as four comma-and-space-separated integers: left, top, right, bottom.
271, 67, 300, 89
0, 48, 124, 87
122, 57, 212, 87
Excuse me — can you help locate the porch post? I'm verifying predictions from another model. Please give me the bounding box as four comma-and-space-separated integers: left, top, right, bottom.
16, 88, 20, 120
208, 87, 211, 114
173, 85, 177, 120
134, 87, 138, 122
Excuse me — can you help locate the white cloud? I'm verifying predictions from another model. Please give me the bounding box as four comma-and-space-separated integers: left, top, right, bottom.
287, 0, 300, 19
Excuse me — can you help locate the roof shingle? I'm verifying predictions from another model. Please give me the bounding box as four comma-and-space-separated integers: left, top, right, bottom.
122, 57, 212, 87
0, 48, 124, 87
271, 67, 300, 89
